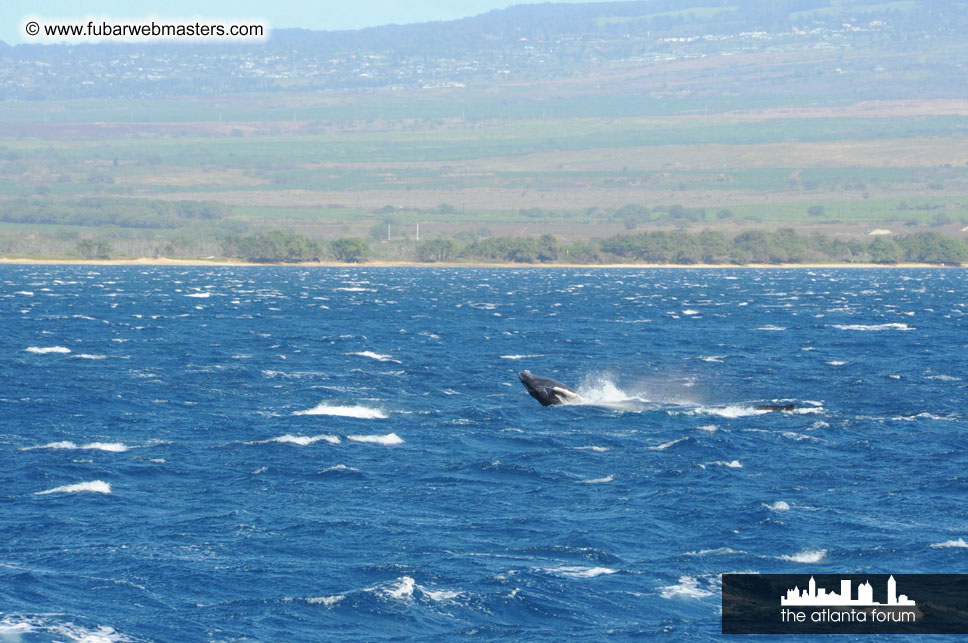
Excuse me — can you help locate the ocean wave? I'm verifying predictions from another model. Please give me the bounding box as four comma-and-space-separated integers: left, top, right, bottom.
25, 346, 71, 354
0, 616, 129, 643
701, 460, 743, 469
574, 446, 610, 452
831, 323, 913, 331
779, 548, 827, 563
685, 547, 747, 556
765, 501, 791, 512
347, 433, 403, 445
500, 354, 542, 360
580, 475, 614, 484
647, 437, 689, 451
930, 538, 968, 548
265, 434, 340, 446
35, 480, 112, 495
184, 292, 212, 298
690, 405, 769, 418
756, 325, 786, 331
659, 576, 714, 599
74, 353, 108, 360
22, 441, 129, 452
293, 404, 387, 419
542, 565, 617, 578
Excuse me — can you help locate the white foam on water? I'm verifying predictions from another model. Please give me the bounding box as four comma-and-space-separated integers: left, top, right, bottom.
0, 616, 129, 643
543, 565, 617, 578
320, 464, 359, 472
570, 374, 646, 412
22, 441, 129, 452
500, 354, 542, 360
693, 405, 768, 418
184, 292, 211, 298
700, 355, 725, 363
659, 576, 714, 599
305, 595, 345, 606
682, 309, 700, 316
14, 291, 33, 296
383, 576, 415, 600
832, 323, 913, 331
74, 354, 107, 360
685, 547, 746, 556
780, 548, 827, 563
574, 446, 610, 452
293, 404, 387, 419
930, 538, 968, 548
421, 587, 462, 602
36, 480, 112, 495
25, 346, 71, 354
826, 360, 846, 366
349, 351, 399, 363
765, 500, 791, 512
702, 460, 743, 469
269, 434, 340, 446
580, 475, 614, 484
756, 325, 786, 331
696, 424, 718, 432
347, 433, 403, 445
647, 437, 688, 451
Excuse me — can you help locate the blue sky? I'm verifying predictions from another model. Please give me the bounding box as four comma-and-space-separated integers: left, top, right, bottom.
4, 1, 591, 44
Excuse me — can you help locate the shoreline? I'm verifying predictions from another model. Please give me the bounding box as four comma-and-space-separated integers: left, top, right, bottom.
0, 257, 961, 269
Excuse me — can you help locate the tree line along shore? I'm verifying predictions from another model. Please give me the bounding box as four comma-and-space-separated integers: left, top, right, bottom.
51, 228, 968, 266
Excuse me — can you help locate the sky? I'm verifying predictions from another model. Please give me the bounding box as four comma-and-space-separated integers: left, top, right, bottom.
3, 0, 592, 45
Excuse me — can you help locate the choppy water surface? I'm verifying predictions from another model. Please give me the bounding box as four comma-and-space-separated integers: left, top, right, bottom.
1, 266, 966, 641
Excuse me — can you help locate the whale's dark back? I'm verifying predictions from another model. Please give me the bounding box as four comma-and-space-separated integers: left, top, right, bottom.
518, 370, 575, 406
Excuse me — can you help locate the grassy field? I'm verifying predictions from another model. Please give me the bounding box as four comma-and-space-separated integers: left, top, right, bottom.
2, 91, 968, 251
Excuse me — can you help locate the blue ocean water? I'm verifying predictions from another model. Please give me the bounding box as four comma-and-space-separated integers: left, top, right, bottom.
1, 266, 966, 641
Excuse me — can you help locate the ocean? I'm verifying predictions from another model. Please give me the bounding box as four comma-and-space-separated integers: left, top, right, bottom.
1, 266, 966, 641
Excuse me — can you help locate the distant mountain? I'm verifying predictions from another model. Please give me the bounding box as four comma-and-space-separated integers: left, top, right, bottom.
1, 0, 967, 103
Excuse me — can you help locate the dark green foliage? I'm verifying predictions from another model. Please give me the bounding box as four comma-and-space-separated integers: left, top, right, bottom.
329, 237, 369, 263
416, 238, 457, 262
224, 229, 322, 263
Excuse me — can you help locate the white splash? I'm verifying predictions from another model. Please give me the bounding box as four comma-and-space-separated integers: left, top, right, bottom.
765, 501, 791, 512
500, 354, 542, 360
36, 480, 112, 495
184, 292, 212, 298
930, 538, 968, 548
305, 595, 345, 606
347, 433, 403, 445
701, 460, 743, 469
293, 404, 387, 419
780, 548, 827, 563
580, 475, 614, 484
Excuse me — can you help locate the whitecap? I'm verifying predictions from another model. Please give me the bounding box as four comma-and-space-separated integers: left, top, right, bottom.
685, 547, 746, 556
543, 565, 617, 578
349, 351, 399, 362
756, 325, 786, 331
765, 500, 791, 512
580, 475, 614, 484
22, 441, 129, 452
319, 464, 359, 473
269, 434, 340, 446
293, 404, 387, 419
659, 576, 713, 599
693, 406, 768, 418
930, 538, 968, 548
702, 460, 742, 469
74, 354, 107, 360
36, 480, 112, 495
574, 446, 610, 452
780, 548, 827, 563
421, 587, 462, 602
25, 346, 71, 354
500, 354, 542, 360
347, 433, 403, 445
696, 424, 718, 432
184, 292, 211, 298
831, 323, 912, 331
305, 595, 345, 606
826, 360, 846, 366
383, 576, 415, 599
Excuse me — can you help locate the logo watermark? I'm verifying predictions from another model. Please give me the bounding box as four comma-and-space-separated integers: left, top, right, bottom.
723, 574, 968, 634
21, 15, 269, 44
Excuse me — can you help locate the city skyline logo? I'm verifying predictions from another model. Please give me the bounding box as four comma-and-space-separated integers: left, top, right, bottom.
781, 575, 916, 607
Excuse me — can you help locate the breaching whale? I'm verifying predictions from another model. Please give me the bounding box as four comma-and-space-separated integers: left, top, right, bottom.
518, 370, 580, 406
